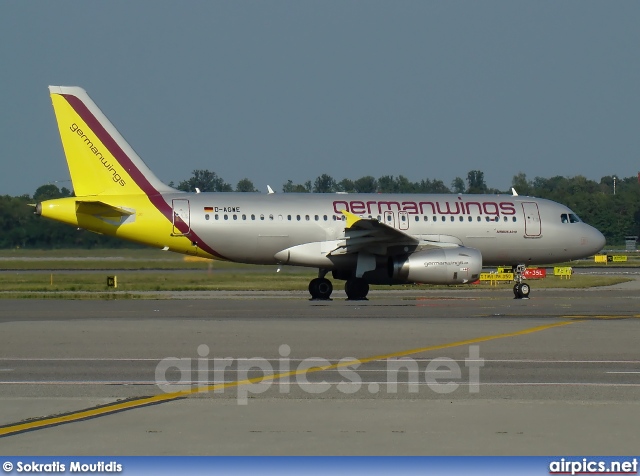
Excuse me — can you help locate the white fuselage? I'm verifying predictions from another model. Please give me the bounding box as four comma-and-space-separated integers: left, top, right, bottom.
169, 192, 605, 268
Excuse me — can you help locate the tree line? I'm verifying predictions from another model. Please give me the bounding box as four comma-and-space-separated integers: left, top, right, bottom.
2, 170, 638, 248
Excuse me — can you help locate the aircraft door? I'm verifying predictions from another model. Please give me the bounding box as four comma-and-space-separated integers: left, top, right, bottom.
398, 211, 409, 230
383, 211, 395, 228
522, 202, 541, 237
172, 199, 191, 235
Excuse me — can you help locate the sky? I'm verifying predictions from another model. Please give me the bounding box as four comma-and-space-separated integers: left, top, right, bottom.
1, 1, 639, 196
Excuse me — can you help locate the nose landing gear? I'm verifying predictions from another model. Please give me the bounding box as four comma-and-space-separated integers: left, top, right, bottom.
513, 265, 531, 299
513, 282, 531, 299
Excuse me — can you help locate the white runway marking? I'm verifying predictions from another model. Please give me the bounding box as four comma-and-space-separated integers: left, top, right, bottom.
2, 381, 640, 387
3, 358, 640, 363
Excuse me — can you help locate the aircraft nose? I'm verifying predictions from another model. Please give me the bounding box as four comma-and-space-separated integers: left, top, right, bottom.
587, 226, 606, 254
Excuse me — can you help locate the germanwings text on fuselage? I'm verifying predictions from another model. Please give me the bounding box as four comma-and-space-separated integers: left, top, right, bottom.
333, 199, 517, 216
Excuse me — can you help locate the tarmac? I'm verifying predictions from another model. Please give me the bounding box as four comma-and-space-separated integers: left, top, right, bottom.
1, 278, 639, 455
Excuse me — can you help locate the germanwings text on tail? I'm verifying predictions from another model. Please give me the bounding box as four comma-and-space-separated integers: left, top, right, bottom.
36, 86, 606, 300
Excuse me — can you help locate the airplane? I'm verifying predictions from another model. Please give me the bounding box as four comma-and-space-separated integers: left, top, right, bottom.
36, 86, 606, 300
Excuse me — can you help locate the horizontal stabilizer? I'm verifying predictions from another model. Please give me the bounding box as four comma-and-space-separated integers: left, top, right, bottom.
76, 200, 134, 218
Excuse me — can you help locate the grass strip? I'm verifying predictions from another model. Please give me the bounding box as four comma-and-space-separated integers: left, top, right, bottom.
0, 272, 630, 294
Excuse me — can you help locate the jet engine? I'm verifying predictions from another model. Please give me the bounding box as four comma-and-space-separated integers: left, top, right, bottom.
389, 247, 482, 285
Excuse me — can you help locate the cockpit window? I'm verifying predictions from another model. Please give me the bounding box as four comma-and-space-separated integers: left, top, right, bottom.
561, 213, 582, 224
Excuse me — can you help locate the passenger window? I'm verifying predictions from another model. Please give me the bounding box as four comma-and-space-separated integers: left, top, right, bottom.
315, 215, 319, 221
297, 215, 301, 221
512, 217, 517, 222
224, 215, 228, 220
441, 216, 446, 222
260, 214, 265, 221
251, 214, 255, 220
424, 216, 428, 222
323, 215, 328, 221
269, 214, 274, 220
459, 216, 464, 222
468, 216, 472, 222
415, 216, 419, 222
305, 215, 310, 221
503, 216, 508, 222
288, 215, 292, 220
477, 216, 481, 222
215, 214, 219, 220
205, 214, 210, 220
450, 216, 454, 222
242, 214, 246, 220
233, 214, 237, 220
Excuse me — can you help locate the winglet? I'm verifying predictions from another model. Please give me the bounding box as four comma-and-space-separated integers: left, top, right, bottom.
267, 185, 275, 194
511, 187, 519, 196
340, 209, 361, 229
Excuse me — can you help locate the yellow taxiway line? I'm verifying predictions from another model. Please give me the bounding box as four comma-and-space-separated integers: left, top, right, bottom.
0, 320, 575, 438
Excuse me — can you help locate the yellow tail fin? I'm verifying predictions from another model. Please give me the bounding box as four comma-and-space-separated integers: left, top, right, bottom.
49, 86, 175, 197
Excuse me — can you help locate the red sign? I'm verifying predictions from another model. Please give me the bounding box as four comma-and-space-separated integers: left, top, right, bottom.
523, 268, 546, 279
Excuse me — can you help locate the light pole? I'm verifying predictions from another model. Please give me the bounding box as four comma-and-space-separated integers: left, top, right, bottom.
613, 176, 617, 195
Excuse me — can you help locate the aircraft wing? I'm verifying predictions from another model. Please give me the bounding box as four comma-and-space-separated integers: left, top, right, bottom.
327, 210, 457, 256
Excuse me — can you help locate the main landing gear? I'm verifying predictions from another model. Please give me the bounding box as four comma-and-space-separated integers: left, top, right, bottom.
307, 270, 371, 301
308, 277, 333, 300
512, 264, 531, 299
344, 277, 369, 301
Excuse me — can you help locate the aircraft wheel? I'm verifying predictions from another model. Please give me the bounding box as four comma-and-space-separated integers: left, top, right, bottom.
309, 278, 333, 300
345, 278, 369, 300
309, 278, 320, 298
513, 283, 531, 299
316, 278, 333, 299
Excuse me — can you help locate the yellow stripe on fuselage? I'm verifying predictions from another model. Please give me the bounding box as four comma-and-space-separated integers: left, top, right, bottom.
39, 195, 216, 258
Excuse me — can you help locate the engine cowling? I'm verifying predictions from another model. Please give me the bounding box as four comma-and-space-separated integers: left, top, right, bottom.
389, 247, 482, 285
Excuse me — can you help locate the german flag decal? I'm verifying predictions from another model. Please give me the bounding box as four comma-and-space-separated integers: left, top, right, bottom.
204, 207, 213, 212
